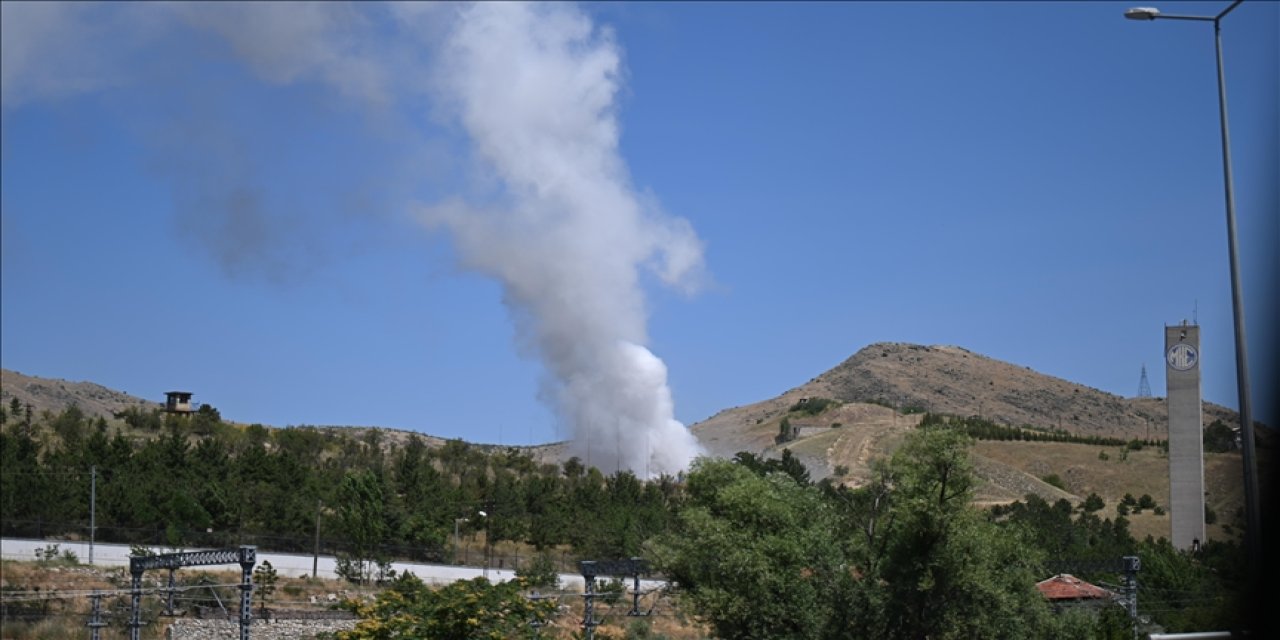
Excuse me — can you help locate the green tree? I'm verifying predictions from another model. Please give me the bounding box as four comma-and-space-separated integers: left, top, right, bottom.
253, 560, 278, 615
1203, 420, 1235, 453
191, 404, 222, 437
657, 428, 1063, 640
336, 574, 555, 640
334, 470, 390, 585
1081, 492, 1105, 513
837, 427, 1058, 640
649, 458, 843, 640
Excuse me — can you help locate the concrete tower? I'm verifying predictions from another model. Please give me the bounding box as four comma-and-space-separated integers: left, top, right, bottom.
1165, 322, 1205, 550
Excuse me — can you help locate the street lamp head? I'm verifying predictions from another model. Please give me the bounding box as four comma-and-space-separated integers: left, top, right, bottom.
1125, 7, 1161, 20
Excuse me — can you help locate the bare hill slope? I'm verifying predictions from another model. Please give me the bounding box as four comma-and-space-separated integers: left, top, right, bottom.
688, 342, 1262, 516
799, 342, 1240, 440
690, 342, 1244, 462
1, 369, 158, 419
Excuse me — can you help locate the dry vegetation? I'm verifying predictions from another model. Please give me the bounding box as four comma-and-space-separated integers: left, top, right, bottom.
972, 440, 1261, 542
0, 558, 710, 640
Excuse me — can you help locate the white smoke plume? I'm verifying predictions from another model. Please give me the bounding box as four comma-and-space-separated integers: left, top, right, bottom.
2, 1, 706, 475
421, 3, 705, 476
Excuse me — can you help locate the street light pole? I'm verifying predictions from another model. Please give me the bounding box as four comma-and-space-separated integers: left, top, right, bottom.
478, 509, 489, 580
453, 517, 468, 565
1125, 0, 1261, 602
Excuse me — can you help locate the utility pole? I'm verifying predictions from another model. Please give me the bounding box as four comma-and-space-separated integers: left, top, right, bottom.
89, 465, 96, 566
313, 499, 322, 579
581, 562, 598, 640
628, 556, 644, 617
483, 502, 493, 580
1122, 555, 1141, 639
454, 516, 470, 565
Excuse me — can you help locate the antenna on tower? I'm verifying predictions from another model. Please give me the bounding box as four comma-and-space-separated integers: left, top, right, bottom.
1193, 299, 1198, 325
1138, 364, 1152, 398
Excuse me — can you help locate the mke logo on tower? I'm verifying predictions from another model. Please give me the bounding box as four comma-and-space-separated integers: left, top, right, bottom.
1164, 322, 1205, 551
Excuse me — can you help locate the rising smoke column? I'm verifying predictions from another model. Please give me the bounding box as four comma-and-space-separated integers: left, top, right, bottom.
422, 3, 705, 476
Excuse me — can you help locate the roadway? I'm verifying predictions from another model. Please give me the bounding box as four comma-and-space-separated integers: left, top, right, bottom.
0, 538, 664, 590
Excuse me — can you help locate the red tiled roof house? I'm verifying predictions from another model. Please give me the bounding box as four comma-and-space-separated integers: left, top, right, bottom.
1036, 574, 1114, 609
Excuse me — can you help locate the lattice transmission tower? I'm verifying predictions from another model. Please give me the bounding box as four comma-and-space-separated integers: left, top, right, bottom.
1138, 364, 1152, 398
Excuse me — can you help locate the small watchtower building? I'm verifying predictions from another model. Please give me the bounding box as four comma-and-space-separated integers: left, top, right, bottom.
164, 391, 195, 414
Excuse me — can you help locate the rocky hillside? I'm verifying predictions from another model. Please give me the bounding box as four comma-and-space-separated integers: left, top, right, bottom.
1, 369, 159, 419
1, 367, 567, 460
802, 343, 1241, 439
689, 342, 1262, 512
691, 342, 1245, 459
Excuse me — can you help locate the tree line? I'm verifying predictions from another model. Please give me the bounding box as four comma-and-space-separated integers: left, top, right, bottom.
0, 403, 679, 574
0, 402, 1252, 636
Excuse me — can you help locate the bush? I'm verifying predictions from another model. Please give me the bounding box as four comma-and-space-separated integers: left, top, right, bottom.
1041, 474, 1067, 491
788, 398, 839, 416
516, 552, 560, 590
34, 544, 78, 566
625, 619, 671, 640
1081, 493, 1105, 513
335, 574, 557, 640
776, 417, 796, 444
597, 577, 626, 605
253, 560, 278, 613
1203, 420, 1236, 453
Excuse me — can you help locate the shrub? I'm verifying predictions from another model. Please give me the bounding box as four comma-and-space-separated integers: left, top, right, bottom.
788, 398, 839, 416
1081, 493, 1105, 513
335, 574, 556, 640
598, 577, 626, 605
1041, 474, 1067, 491
516, 552, 560, 590
776, 418, 796, 444
253, 560, 278, 614
1203, 420, 1236, 453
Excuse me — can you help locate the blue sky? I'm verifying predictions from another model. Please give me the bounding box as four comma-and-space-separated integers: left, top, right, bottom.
2, 1, 1276, 449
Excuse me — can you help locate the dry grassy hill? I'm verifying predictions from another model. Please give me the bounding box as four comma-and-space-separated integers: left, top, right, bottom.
1, 369, 159, 419
691, 342, 1248, 456
803, 342, 1242, 439
1, 367, 566, 461
689, 342, 1271, 543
